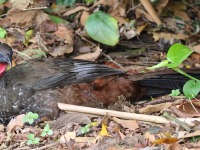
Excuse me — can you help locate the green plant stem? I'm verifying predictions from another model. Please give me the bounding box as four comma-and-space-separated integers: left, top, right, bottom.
173, 67, 200, 81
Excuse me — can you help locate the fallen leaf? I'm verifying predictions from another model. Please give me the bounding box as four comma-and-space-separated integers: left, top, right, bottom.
74, 46, 102, 61
153, 32, 187, 42
59, 131, 76, 143
75, 137, 96, 144
7, 8, 37, 27
7, 114, 25, 132
80, 11, 89, 26
53, 113, 91, 130
152, 137, 179, 145
99, 122, 109, 137
112, 117, 139, 130
63, 6, 89, 16
10, 0, 34, 9
139, 102, 173, 114
180, 130, 200, 139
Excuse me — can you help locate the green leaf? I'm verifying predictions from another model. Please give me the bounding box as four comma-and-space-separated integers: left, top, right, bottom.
26, 140, 33, 145
24, 30, 33, 46
33, 137, 40, 144
56, 0, 76, 6
49, 15, 66, 24
183, 79, 200, 99
48, 130, 53, 135
85, 0, 95, 5
169, 89, 181, 97
147, 60, 169, 70
0, 0, 6, 4
27, 134, 34, 140
166, 43, 193, 68
85, 11, 119, 46
0, 27, 7, 38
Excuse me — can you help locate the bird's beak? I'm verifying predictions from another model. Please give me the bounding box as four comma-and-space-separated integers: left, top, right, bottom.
0, 54, 12, 67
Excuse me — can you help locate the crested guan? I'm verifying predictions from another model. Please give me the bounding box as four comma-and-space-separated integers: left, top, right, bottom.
0, 42, 199, 124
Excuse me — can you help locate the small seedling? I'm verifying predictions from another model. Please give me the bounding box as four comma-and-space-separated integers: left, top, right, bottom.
41, 123, 53, 137
27, 133, 40, 145
169, 89, 181, 97
148, 43, 200, 99
23, 112, 39, 124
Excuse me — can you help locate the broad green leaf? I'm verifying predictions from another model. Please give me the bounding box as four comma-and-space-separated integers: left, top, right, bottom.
147, 60, 169, 70
0, 27, 6, 38
183, 79, 200, 99
85, 11, 119, 46
167, 43, 193, 68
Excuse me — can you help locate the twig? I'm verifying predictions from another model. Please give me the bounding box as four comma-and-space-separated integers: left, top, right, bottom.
75, 30, 96, 47
58, 103, 169, 124
162, 112, 191, 132
22, 7, 48, 11
58, 103, 200, 126
101, 52, 126, 71
31, 141, 59, 150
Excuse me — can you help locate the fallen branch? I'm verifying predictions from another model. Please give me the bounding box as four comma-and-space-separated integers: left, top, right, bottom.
58, 103, 168, 124
58, 103, 200, 126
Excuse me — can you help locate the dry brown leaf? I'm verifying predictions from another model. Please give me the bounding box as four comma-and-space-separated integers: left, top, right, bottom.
180, 130, 200, 139
174, 10, 190, 21
191, 44, 200, 54
59, 131, 76, 143
7, 8, 37, 27
112, 117, 139, 130
75, 137, 96, 144
140, 0, 162, 25
35, 11, 50, 26
50, 25, 74, 56
178, 101, 200, 117
7, 114, 25, 132
63, 6, 89, 16
74, 47, 102, 61
80, 11, 89, 26
139, 102, 173, 114
10, 0, 34, 9
155, 0, 169, 14
0, 125, 4, 132
144, 132, 156, 143
135, 8, 154, 22
153, 32, 187, 42
53, 113, 91, 130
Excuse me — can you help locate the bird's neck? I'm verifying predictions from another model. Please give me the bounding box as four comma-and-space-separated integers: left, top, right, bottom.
0, 63, 7, 77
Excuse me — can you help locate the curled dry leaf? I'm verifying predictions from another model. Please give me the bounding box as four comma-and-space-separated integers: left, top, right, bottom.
80, 11, 89, 26
7, 114, 25, 132
53, 113, 91, 130
74, 47, 102, 61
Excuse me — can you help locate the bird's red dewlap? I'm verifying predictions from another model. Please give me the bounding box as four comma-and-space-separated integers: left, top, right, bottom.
0, 63, 7, 77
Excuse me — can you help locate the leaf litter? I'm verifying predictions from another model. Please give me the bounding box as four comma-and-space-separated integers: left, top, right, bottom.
0, 0, 200, 149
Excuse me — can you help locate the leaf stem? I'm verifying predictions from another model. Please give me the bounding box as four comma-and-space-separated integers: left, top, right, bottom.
173, 67, 200, 81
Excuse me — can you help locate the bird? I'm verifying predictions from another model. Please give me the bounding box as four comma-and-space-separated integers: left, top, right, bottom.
0, 42, 198, 124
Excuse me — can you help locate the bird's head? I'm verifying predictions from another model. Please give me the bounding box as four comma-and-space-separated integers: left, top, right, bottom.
0, 43, 13, 76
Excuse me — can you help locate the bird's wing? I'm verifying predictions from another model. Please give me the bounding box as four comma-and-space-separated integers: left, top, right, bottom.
3, 58, 123, 90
